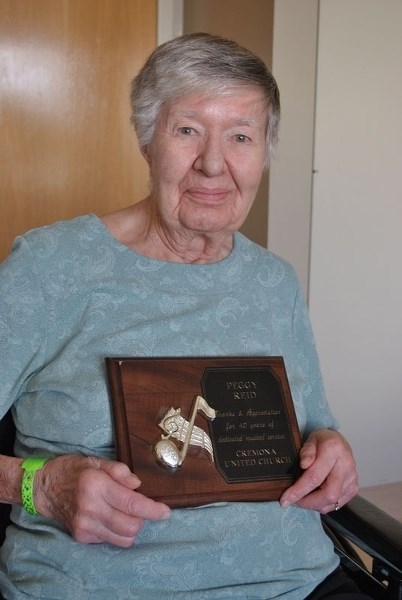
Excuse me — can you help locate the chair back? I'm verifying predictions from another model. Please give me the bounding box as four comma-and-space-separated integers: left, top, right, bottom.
0, 410, 15, 545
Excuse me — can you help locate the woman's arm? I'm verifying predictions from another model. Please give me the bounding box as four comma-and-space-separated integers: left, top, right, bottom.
1, 453, 171, 547
0, 455, 24, 504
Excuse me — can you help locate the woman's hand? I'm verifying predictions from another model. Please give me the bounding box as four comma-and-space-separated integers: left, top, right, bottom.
35, 455, 171, 547
279, 428, 359, 514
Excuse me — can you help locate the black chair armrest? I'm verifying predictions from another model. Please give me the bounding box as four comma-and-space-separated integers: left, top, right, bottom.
0, 409, 15, 457
323, 495, 402, 599
324, 495, 402, 570
0, 409, 16, 546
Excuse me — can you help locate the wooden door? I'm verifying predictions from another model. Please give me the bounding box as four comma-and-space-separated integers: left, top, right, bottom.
0, 0, 156, 260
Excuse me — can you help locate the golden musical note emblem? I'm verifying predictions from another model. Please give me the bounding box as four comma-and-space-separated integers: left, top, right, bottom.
154, 396, 216, 469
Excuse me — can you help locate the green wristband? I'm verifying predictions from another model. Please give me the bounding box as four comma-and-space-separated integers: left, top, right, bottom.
21, 457, 49, 516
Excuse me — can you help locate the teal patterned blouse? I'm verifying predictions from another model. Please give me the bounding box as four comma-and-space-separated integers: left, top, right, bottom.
0, 215, 339, 599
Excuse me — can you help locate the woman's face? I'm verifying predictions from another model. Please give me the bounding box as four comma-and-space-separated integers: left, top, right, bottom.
143, 86, 268, 238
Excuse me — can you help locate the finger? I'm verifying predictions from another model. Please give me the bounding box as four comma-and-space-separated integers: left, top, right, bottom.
74, 514, 141, 547
73, 485, 170, 545
307, 491, 350, 515
96, 507, 145, 542
298, 437, 318, 471
289, 484, 340, 512
280, 464, 328, 508
284, 460, 356, 513
97, 459, 142, 490
104, 483, 171, 522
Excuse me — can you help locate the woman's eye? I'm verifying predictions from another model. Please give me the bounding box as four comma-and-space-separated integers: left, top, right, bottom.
235, 134, 250, 143
179, 127, 194, 135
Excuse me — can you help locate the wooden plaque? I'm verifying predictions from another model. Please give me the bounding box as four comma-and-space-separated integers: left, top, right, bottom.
106, 356, 301, 508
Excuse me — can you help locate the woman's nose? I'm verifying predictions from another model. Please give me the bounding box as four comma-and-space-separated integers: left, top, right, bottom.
194, 137, 226, 176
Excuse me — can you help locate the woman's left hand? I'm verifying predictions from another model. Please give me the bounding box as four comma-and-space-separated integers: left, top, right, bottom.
279, 428, 359, 514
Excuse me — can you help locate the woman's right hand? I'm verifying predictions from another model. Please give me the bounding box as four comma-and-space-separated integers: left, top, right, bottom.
35, 455, 171, 547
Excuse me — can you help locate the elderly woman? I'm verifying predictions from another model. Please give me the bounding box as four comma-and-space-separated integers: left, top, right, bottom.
0, 33, 367, 600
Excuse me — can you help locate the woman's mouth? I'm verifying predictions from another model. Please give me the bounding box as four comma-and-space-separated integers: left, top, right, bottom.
186, 187, 232, 204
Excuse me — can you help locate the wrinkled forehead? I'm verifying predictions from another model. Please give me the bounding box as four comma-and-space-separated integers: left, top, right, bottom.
158, 85, 269, 129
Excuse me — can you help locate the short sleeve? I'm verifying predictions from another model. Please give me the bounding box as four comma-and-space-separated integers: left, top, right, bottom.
287, 275, 338, 437
0, 236, 47, 417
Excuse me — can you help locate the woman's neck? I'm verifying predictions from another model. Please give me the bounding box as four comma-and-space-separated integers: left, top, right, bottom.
101, 199, 234, 264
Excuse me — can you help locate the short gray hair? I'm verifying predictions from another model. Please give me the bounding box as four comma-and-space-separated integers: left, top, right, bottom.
130, 33, 280, 160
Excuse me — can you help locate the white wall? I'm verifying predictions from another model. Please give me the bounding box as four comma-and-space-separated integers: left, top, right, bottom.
269, 0, 319, 299
309, 0, 402, 486
270, 0, 402, 487
158, 0, 183, 44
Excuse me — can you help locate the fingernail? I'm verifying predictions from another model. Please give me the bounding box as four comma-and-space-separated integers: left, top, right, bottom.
280, 500, 291, 509
161, 508, 171, 520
